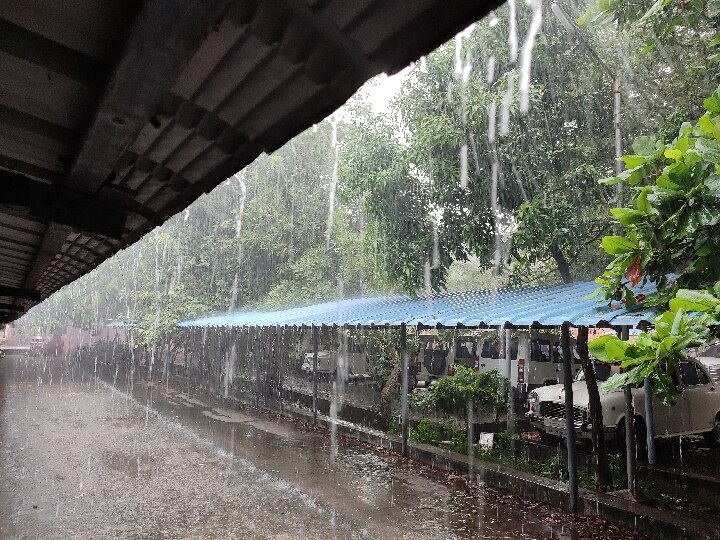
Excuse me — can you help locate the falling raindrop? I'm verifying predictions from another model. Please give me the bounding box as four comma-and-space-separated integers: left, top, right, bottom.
519, 0, 543, 114
325, 115, 340, 251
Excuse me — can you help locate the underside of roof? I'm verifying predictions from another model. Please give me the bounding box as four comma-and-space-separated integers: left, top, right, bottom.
0, 0, 504, 323
179, 280, 658, 329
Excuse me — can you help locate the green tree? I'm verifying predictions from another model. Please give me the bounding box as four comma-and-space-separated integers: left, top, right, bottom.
590, 85, 720, 404
338, 2, 625, 291
339, 0, 719, 292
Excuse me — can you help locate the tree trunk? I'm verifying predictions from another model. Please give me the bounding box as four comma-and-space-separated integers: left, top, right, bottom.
549, 244, 572, 284
578, 326, 612, 492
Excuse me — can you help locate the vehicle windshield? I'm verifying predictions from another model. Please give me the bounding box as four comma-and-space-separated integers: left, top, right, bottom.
574, 363, 613, 382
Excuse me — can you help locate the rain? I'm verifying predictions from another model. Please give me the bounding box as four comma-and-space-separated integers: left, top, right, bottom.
2, 0, 720, 539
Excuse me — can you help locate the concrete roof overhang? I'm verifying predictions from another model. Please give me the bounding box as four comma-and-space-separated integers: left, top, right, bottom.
0, 0, 504, 322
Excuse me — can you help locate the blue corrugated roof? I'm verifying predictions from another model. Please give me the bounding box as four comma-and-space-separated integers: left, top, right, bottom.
179, 279, 659, 329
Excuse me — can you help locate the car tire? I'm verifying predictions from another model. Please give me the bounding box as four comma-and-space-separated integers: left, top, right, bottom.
704, 413, 720, 447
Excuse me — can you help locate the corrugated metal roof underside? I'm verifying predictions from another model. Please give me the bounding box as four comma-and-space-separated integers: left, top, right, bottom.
179, 280, 658, 329
1, 0, 504, 322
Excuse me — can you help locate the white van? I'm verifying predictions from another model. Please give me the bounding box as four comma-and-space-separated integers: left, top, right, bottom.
432, 331, 581, 398
300, 340, 370, 383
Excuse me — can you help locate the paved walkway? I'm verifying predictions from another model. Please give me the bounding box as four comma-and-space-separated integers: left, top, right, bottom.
1, 354, 591, 539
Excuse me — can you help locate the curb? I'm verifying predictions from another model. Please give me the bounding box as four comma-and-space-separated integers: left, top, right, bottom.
282, 403, 716, 540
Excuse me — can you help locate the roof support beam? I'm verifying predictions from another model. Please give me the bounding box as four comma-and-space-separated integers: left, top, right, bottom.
0, 103, 80, 144
0, 284, 40, 301
0, 170, 127, 239
0, 154, 62, 183
0, 18, 108, 87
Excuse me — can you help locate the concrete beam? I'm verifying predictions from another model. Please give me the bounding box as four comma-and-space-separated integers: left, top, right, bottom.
20, 222, 72, 299
0, 154, 63, 183
66, 0, 233, 194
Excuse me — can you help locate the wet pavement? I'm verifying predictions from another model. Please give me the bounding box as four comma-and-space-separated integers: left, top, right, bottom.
1, 355, 639, 539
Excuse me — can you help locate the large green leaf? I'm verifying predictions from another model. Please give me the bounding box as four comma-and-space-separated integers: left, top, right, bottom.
698, 113, 720, 139
704, 174, 720, 197
610, 207, 643, 226
668, 289, 720, 313
601, 364, 646, 392
696, 138, 720, 164
604, 338, 630, 361
698, 206, 720, 227
601, 235, 637, 255
588, 334, 621, 363
656, 175, 680, 190
705, 94, 720, 114
620, 155, 647, 168
636, 187, 652, 213
599, 175, 623, 186
632, 135, 656, 156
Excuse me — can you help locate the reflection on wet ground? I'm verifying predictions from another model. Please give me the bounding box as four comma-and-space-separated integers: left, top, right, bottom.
0, 355, 607, 539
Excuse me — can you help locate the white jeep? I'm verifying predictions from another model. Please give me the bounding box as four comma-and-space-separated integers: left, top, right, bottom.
528, 358, 720, 447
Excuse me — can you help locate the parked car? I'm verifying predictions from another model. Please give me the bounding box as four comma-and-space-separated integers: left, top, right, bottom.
415, 331, 583, 401
528, 358, 720, 447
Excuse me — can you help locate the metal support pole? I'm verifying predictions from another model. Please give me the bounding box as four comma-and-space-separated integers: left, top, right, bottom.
505, 327, 515, 438
312, 325, 319, 426
621, 326, 637, 498
561, 322, 578, 513
254, 327, 261, 409
467, 399, 474, 482
400, 322, 409, 456
644, 376, 656, 465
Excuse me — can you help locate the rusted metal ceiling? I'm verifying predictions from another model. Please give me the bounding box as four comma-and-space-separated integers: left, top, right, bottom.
0, 0, 503, 322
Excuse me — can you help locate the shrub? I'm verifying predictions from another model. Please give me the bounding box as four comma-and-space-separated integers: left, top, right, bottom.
410, 417, 440, 445
411, 365, 509, 416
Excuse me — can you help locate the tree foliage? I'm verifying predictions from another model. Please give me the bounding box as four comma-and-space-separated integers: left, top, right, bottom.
339, 0, 718, 292
590, 86, 720, 404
